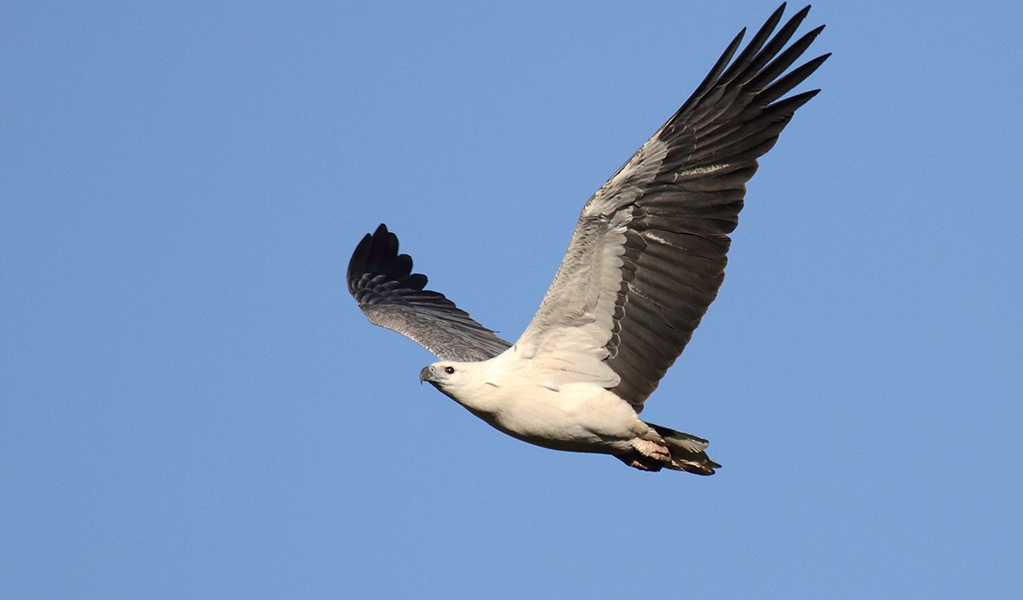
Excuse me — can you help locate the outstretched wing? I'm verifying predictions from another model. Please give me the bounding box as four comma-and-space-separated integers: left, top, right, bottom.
347, 224, 512, 362
516, 4, 829, 410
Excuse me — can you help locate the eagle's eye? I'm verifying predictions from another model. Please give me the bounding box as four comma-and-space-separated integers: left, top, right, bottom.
444, 366, 455, 374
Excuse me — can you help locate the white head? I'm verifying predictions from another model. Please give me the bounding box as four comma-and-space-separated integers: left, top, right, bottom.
419, 361, 500, 414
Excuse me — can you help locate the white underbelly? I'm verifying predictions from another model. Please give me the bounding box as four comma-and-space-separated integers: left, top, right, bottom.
480, 382, 642, 453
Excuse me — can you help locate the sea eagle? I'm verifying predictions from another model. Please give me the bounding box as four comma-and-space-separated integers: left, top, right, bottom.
347, 4, 828, 473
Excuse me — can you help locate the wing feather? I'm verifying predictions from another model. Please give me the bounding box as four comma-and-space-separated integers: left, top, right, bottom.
347, 224, 512, 362
516, 4, 828, 409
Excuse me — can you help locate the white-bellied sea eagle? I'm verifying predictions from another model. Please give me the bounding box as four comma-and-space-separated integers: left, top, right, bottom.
347, 4, 828, 474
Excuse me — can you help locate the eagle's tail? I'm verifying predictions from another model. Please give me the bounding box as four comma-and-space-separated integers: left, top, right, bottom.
613, 423, 720, 474
647, 423, 720, 475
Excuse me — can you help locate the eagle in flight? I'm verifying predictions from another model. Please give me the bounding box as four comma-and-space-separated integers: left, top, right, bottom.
348, 4, 828, 474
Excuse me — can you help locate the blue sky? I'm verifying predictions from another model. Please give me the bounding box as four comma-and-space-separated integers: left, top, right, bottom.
2, 1, 1021, 598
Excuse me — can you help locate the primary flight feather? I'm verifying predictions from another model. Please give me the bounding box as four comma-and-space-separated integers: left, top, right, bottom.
347, 4, 828, 474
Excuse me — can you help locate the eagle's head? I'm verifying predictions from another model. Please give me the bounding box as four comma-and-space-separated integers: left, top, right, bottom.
418, 361, 501, 416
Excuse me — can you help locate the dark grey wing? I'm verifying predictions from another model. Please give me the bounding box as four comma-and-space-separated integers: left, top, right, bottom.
606, 5, 830, 407
347, 224, 512, 362
518, 4, 829, 410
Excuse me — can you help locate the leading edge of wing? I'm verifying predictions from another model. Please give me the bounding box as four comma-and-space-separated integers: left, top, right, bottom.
516, 4, 829, 410
347, 224, 512, 362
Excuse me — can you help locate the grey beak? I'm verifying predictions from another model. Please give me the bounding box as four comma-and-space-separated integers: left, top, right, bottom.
419, 366, 433, 384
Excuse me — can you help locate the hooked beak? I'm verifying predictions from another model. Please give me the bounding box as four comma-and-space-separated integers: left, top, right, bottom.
419, 366, 433, 384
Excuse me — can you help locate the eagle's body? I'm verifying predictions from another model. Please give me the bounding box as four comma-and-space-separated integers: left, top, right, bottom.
422, 354, 643, 455
348, 4, 828, 473
421, 352, 716, 472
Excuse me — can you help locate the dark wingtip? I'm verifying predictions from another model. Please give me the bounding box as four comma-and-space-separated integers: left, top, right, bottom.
346, 232, 374, 293
367, 225, 397, 275
348, 223, 393, 293
348, 223, 432, 296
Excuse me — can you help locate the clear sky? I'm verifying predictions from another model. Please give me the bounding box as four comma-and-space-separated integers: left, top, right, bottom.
2, 1, 1021, 598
